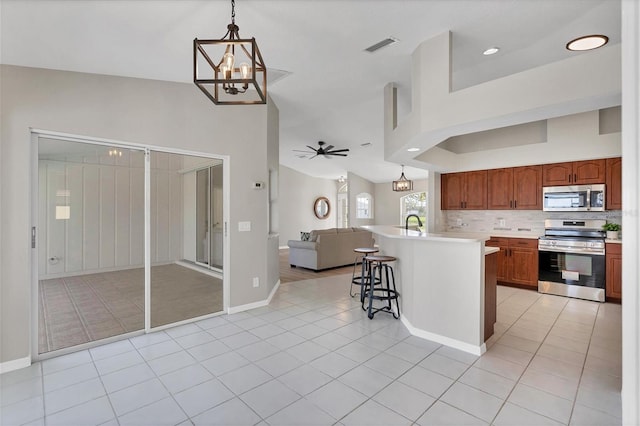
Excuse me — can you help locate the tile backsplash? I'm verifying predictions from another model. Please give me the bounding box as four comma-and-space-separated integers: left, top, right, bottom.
440, 210, 622, 236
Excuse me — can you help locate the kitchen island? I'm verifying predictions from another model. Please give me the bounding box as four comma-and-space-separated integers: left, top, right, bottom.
362, 225, 496, 355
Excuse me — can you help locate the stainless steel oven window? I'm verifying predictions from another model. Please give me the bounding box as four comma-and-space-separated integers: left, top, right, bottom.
538, 250, 605, 289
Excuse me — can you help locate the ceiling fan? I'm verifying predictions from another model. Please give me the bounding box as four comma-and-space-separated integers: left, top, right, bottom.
294, 141, 349, 159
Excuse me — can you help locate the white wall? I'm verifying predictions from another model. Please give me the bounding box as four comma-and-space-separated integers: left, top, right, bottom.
278, 165, 338, 247
419, 110, 621, 172
374, 177, 429, 226
348, 172, 375, 228
621, 1, 640, 423
265, 98, 280, 298
0, 65, 276, 365
385, 32, 621, 168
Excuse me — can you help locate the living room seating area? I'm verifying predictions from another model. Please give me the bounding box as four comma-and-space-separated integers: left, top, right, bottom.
287, 228, 375, 271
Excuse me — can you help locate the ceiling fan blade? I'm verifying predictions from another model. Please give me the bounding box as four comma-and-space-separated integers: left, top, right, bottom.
296, 143, 348, 159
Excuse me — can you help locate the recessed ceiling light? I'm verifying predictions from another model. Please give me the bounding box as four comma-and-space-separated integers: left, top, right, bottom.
407, 147, 420, 152
483, 47, 500, 56
566, 35, 608, 51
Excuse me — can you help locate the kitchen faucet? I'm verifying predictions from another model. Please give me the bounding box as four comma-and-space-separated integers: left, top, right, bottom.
405, 214, 423, 230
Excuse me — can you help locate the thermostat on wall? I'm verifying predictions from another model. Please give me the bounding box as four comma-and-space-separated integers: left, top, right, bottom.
252, 182, 265, 189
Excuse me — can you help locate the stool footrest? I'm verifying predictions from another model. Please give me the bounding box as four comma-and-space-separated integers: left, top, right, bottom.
363, 288, 399, 302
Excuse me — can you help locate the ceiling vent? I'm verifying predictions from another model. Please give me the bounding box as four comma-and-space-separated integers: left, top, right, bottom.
364, 37, 399, 53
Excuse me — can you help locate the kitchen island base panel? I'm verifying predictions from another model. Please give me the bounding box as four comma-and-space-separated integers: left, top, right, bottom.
362, 226, 489, 355
400, 316, 487, 356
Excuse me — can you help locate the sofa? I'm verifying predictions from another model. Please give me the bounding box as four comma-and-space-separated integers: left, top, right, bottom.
287, 227, 375, 271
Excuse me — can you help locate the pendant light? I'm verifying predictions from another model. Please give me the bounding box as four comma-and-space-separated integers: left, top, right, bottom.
193, 0, 267, 105
392, 165, 413, 192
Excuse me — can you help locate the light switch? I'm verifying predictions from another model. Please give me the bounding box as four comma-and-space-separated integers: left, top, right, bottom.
238, 221, 251, 232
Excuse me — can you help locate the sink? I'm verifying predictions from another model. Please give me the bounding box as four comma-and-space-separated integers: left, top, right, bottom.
393, 225, 422, 231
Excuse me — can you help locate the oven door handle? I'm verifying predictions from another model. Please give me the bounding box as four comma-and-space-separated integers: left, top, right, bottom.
538, 247, 605, 255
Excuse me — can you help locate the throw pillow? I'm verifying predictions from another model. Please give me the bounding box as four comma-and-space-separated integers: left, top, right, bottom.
300, 232, 311, 241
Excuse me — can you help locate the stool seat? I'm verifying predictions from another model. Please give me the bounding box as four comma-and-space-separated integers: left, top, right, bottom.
354, 247, 379, 254
364, 255, 396, 263
350, 247, 380, 299
362, 254, 400, 320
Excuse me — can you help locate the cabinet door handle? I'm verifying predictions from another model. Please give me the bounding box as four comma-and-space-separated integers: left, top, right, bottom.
460, 201, 463, 208
574, 173, 577, 183
514, 200, 517, 208
569, 174, 572, 183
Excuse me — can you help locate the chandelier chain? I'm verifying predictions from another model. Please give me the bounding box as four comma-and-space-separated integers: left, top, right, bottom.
231, 0, 236, 25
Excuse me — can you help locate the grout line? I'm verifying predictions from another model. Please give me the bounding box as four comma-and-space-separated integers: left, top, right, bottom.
32, 282, 621, 426
485, 290, 563, 425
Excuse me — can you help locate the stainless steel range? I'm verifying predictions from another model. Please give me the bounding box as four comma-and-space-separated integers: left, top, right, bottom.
538, 219, 606, 302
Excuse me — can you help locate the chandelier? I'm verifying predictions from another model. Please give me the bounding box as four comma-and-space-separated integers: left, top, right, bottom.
193, 0, 267, 105
392, 165, 413, 192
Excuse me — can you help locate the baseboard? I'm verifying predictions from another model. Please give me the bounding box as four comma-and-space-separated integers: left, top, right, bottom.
175, 260, 223, 279
400, 316, 486, 356
39, 261, 176, 281
267, 279, 281, 303
228, 299, 269, 314
227, 279, 281, 314
0, 356, 31, 374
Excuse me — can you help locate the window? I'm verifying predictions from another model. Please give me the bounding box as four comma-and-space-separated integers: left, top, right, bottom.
401, 192, 427, 223
338, 184, 349, 228
356, 192, 373, 219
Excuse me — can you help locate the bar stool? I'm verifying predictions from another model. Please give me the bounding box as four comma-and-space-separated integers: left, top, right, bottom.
362, 255, 400, 320
350, 247, 379, 301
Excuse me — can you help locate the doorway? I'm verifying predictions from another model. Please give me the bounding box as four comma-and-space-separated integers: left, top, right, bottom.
194, 164, 224, 272
338, 183, 349, 228
33, 132, 228, 355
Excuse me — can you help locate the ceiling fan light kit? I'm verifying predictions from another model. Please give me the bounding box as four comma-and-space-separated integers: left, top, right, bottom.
393, 165, 413, 192
193, 0, 267, 105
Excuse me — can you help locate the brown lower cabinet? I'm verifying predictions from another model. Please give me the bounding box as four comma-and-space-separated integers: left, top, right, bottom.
486, 237, 538, 289
606, 243, 622, 302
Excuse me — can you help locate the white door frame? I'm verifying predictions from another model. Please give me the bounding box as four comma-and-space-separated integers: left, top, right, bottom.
30, 129, 231, 359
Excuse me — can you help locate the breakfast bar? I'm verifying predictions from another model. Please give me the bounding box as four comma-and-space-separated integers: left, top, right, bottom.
362, 225, 497, 355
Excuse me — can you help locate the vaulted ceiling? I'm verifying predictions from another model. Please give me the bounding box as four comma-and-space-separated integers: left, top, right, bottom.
0, 0, 621, 182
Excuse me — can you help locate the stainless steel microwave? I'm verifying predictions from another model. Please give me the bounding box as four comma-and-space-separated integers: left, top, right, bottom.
542, 184, 606, 212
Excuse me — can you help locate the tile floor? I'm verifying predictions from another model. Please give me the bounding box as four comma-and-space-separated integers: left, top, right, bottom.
1, 275, 622, 425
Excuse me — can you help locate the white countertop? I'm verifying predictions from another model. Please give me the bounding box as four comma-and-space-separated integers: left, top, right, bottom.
605, 239, 622, 244
485, 247, 500, 255
363, 225, 543, 242
447, 230, 541, 239
362, 225, 490, 243
484, 231, 542, 239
